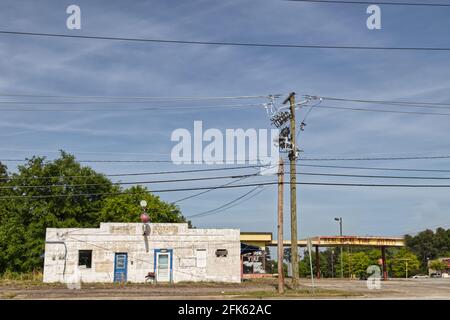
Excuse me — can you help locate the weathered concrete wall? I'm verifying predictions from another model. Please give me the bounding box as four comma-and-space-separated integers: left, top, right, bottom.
43, 223, 241, 283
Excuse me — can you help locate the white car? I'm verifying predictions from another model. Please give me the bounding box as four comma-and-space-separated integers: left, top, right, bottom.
412, 274, 429, 279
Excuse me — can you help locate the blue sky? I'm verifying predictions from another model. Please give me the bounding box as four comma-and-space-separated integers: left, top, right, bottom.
1, 0, 450, 238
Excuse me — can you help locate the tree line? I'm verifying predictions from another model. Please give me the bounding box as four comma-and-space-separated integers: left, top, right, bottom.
272, 227, 450, 279
0, 152, 187, 274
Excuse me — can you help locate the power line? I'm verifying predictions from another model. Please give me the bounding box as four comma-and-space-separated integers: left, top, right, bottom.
3, 154, 450, 164
0, 173, 260, 190
297, 172, 450, 180
186, 186, 264, 218
317, 96, 450, 107
5, 170, 450, 190
298, 163, 450, 173
314, 104, 450, 116
0, 165, 264, 182
1, 30, 450, 51
300, 155, 450, 161
0, 93, 270, 101
0, 158, 276, 164
201, 186, 266, 217
0, 182, 276, 200
172, 176, 252, 204
0, 103, 266, 112
314, 96, 450, 111
286, 0, 450, 7
5, 181, 450, 200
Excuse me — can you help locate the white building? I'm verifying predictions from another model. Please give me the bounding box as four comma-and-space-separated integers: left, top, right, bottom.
43, 222, 241, 283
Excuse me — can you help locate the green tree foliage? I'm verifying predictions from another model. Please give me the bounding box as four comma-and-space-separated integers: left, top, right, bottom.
390, 248, 420, 278
0, 162, 7, 180
429, 259, 447, 272
405, 227, 450, 270
98, 185, 186, 223
334, 250, 372, 279
0, 152, 187, 274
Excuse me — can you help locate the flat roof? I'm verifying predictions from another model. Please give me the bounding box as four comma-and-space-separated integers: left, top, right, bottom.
240, 232, 404, 247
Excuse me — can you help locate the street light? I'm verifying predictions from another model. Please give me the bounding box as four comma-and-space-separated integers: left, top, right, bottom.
139, 200, 150, 237
334, 217, 343, 278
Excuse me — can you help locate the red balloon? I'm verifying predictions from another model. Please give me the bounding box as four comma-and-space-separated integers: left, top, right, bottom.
140, 213, 150, 223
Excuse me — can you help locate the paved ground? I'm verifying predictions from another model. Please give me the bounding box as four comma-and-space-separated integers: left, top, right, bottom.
0, 278, 449, 299
303, 278, 450, 299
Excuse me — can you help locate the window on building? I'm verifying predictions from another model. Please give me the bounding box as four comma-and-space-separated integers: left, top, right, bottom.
78, 250, 92, 268
196, 249, 207, 267
215, 249, 228, 257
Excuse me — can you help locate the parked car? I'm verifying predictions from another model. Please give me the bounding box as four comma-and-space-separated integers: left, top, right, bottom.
412, 274, 429, 279
430, 273, 441, 278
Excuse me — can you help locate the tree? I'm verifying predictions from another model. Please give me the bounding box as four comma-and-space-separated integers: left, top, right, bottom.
0, 162, 7, 180
429, 259, 447, 273
405, 228, 450, 271
97, 185, 186, 224
390, 248, 420, 278
0, 152, 187, 274
335, 251, 371, 279
350, 252, 371, 278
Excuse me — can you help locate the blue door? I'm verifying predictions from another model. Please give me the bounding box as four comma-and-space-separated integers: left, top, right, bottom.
114, 253, 128, 282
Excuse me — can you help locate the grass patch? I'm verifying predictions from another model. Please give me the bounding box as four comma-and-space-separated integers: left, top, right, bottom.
224, 288, 360, 299
1, 292, 18, 299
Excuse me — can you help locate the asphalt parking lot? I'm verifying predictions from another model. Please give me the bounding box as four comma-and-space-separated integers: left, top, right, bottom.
0, 278, 449, 299
303, 278, 450, 299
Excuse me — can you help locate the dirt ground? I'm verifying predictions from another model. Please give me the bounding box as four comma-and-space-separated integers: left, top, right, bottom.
0, 278, 449, 300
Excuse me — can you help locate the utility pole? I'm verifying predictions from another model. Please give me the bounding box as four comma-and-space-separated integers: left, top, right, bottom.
277, 157, 284, 294
283, 92, 299, 287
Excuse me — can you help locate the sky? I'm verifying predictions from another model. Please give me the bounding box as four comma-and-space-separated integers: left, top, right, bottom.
1, 0, 450, 239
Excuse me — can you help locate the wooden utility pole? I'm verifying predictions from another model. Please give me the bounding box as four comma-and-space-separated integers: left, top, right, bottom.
277, 157, 284, 294
283, 92, 299, 287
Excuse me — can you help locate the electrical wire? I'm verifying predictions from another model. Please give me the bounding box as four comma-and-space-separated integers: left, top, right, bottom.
0, 103, 266, 112
297, 163, 450, 173
3, 154, 450, 163
1, 30, 450, 51
0, 173, 260, 190
0, 182, 276, 200
317, 96, 450, 107
5, 181, 450, 200
314, 104, 450, 116
297, 172, 450, 179
300, 155, 450, 161
172, 175, 252, 204
0, 93, 270, 101
187, 187, 266, 219
5, 170, 450, 190
186, 186, 264, 218
0, 165, 265, 182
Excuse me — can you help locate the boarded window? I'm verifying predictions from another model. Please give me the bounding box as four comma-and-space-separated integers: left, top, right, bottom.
196, 249, 207, 267
78, 250, 92, 268
215, 249, 228, 257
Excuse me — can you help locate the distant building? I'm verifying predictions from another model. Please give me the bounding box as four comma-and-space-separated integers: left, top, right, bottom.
428, 257, 450, 277
43, 223, 241, 283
